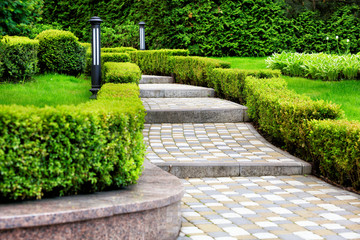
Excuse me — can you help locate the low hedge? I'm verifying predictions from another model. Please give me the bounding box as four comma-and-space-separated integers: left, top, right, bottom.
103, 62, 141, 84
0, 83, 145, 201
171, 56, 231, 87
305, 119, 360, 190
85, 52, 131, 76
102, 47, 137, 53
129, 49, 189, 76
244, 76, 343, 158
210, 68, 281, 103
36, 30, 86, 76
0, 36, 39, 82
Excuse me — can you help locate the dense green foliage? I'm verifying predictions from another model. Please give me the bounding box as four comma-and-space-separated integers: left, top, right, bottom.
0, 74, 91, 107
129, 49, 189, 75
172, 56, 230, 87
0, 0, 43, 36
37, 0, 360, 56
85, 52, 131, 75
0, 36, 39, 82
210, 68, 281, 103
306, 119, 360, 189
103, 62, 141, 84
244, 76, 343, 153
0, 83, 145, 201
267, 52, 360, 81
36, 30, 86, 76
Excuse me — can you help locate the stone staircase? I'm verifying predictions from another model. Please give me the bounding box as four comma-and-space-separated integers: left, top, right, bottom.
140, 75, 311, 178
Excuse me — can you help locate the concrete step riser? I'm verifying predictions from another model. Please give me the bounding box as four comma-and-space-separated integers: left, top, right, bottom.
156, 163, 311, 178
145, 109, 249, 123
140, 75, 174, 84
140, 89, 214, 98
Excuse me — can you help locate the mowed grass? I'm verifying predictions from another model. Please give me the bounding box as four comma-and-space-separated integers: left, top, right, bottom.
213, 56, 360, 121
0, 74, 91, 107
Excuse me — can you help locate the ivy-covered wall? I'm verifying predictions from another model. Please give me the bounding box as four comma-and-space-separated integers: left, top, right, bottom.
39, 0, 360, 56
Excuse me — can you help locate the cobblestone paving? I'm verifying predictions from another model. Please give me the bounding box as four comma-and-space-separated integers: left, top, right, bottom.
142, 98, 243, 110
177, 176, 360, 240
143, 123, 301, 164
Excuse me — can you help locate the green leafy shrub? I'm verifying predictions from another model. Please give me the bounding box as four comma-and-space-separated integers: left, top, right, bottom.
172, 56, 230, 87
0, 83, 146, 201
267, 52, 360, 81
210, 68, 281, 103
305, 119, 360, 190
129, 49, 189, 76
101, 22, 139, 48
244, 76, 343, 155
102, 47, 137, 53
0, 36, 39, 82
84, 52, 131, 76
36, 30, 86, 76
103, 62, 141, 84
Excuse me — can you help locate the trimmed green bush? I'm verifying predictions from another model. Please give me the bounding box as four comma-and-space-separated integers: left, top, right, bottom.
102, 47, 137, 53
0, 36, 39, 82
210, 68, 281, 103
172, 56, 230, 87
0, 83, 146, 201
305, 119, 360, 190
244, 76, 343, 156
103, 62, 141, 84
85, 52, 131, 76
129, 49, 189, 76
36, 30, 86, 76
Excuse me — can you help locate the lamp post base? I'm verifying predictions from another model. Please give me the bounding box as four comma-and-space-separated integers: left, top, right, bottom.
90, 88, 100, 99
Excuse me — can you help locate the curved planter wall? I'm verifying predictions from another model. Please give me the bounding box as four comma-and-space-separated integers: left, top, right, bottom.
0, 161, 184, 240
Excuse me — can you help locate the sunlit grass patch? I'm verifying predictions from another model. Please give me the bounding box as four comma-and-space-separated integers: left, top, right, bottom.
0, 74, 91, 107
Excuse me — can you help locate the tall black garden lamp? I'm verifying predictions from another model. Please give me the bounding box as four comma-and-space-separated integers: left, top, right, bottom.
89, 16, 103, 99
139, 21, 146, 50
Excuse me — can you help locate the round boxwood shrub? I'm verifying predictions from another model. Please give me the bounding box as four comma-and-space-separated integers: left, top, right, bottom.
36, 30, 85, 76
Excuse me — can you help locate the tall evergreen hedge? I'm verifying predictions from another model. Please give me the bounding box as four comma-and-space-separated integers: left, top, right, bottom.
40, 0, 360, 57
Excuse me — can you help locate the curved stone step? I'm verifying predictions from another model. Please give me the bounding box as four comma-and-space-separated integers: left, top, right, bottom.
143, 123, 311, 178
0, 161, 184, 240
140, 75, 174, 84
142, 98, 249, 123
140, 84, 214, 98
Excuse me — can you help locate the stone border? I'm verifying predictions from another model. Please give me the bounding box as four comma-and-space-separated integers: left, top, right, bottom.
0, 161, 184, 240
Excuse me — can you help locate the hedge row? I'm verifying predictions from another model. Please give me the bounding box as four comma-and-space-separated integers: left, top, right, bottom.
0, 36, 39, 82
243, 76, 360, 190
103, 62, 141, 84
85, 52, 131, 76
0, 83, 146, 201
129, 49, 189, 76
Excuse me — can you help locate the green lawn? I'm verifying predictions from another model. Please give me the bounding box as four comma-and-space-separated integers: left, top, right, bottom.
213, 56, 360, 121
0, 74, 91, 107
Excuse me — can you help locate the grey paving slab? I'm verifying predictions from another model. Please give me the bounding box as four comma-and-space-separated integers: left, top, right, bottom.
142, 98, 249, 123
143, 123, 310, 177
140, 75, 174, 84
140, 84, 215, 98
178, 176, 360, 240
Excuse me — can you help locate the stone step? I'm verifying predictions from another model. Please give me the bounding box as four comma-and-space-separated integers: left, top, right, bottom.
139, 84, 215, 98
140, 75, 174, 84
143, 123, 311, 178
142, 98, 249, 123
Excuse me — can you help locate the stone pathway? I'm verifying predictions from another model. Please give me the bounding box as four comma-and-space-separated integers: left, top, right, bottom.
139, 75, 360, 240
178, 176, 360, 240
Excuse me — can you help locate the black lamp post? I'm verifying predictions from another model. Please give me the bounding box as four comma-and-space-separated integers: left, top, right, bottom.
89, 16, 103, 99
139, 21, 146, 50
